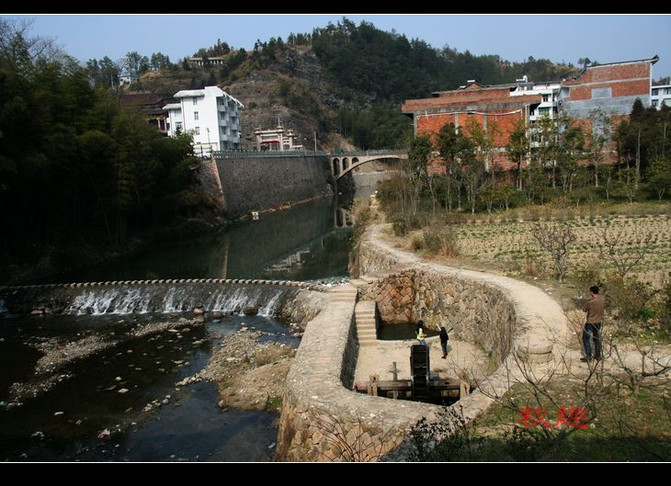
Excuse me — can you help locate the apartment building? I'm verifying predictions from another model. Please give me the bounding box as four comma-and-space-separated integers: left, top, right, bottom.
164, 86, 244, 155
651, 84, 671, 109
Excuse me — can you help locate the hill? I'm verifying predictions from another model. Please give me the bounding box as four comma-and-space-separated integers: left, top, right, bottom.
123, 18, 583, 151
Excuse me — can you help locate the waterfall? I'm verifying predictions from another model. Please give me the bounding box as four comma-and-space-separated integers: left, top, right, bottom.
57, 282, 300, 317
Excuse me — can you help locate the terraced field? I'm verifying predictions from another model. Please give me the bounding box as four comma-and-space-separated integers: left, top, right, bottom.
453, 214, 671, 288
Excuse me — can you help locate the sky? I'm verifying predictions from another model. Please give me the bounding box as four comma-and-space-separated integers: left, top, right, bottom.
3, 13, 671, 82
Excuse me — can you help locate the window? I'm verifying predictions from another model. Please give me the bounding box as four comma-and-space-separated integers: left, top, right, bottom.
194, 111, 199, 121
219, 112, 226, 120
175, 122, 183, 132
195, 127, 200, 135
193, 98, 198, 106
542, 94, 549, 102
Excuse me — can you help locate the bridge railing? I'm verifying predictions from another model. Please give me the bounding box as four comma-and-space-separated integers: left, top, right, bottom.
210, 149, 408, 160
330, 149, 408, 157
211, 150, 330, 159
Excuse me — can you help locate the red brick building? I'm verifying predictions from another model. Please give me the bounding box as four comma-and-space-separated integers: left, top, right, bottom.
401, 56, 659, 174
560, 56, 658, 130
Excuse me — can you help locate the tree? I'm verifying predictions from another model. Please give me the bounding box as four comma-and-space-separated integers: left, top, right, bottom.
408, 134, 435, 214
437, 123, 474, 211
461, 118, 489, 214
85, 56, 120, 88
594, 221, 655, 279
613, 167, 639, 203
646, 157, 671, 200
0, 19, 200, 266
586, 108, 613, 187
609, 96, 669, 197
532, 222, 577, 282
479, 181, 515, 213
529, 116, 560, 188
578, 57, 596, 69
465, 116, 500, 182
506, 118, 530, 191
149, 52, 172, 70
0, 17, 62, 73
122, 51, 149, 77
523, 162, 548, 204
557, 118, 585, 193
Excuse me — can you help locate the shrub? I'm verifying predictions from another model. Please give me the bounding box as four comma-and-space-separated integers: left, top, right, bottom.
410, 233, 425, 251
423, 225, 460, 258
392, 218, 408, 236
571, 261, 604, 292
603, 272, 657, 331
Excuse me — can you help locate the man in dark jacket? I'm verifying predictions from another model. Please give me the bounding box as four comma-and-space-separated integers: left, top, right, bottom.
582, 285, 605, 363
439, 326, 449, 359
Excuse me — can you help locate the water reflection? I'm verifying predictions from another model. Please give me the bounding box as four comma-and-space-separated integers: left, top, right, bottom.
55, 196, 353, 284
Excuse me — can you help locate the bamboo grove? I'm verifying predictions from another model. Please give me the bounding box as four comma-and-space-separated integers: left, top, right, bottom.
0, 20, 209, 277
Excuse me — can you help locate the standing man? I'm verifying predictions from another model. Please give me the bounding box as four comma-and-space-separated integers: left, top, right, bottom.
439, 326, 450, 359
582, 285, 605, 363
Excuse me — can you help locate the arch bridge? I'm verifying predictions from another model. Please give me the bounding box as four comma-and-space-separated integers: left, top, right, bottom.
330, 149, 407, 180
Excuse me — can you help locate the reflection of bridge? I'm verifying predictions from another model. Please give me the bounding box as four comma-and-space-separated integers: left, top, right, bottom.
334, 206, 354, 228
330, 150, 407, 180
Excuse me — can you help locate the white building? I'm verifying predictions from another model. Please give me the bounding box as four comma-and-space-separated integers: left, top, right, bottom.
651, 84, 671, 110
509, 75, 562, 121
163, 86, 244, 155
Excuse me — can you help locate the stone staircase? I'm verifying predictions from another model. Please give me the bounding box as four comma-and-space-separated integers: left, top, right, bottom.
355, 300, 378, 346
328, 278, 379, 346
328, 283, 358, 303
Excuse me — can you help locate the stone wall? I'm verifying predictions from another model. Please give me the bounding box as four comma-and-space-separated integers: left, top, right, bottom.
275, 222, 569, 461
275, 283, 445, 462
357, 268, 516, 366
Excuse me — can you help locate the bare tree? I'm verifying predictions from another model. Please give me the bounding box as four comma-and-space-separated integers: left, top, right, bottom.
0, 17, 62, 70
607, 333, 671, 396
594, 221, 655, 279
532, 222, 577, 282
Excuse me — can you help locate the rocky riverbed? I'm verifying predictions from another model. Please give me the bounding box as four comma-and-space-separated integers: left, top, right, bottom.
180, 327, 298, 411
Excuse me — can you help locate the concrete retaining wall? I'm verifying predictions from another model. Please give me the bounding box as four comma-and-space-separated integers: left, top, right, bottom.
213, 154, 332, 218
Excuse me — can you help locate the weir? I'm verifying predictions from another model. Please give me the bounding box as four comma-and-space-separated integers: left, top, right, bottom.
0, 279, 323, 317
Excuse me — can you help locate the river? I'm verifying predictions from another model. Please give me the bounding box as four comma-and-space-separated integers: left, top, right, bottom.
0, 193, 357, 462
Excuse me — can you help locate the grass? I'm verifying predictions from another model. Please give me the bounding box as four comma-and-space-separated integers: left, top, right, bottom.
412, 378, 671, 462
